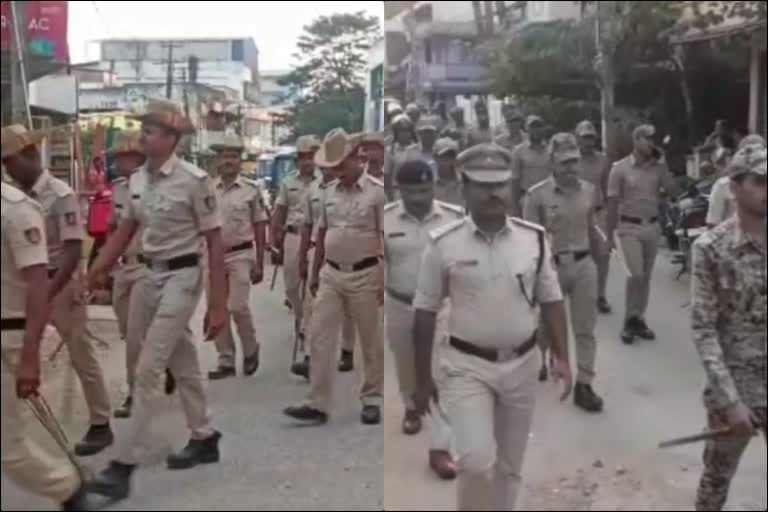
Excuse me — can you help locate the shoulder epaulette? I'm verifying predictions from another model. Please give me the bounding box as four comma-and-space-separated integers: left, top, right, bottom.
436, 200, 464, 216
509, 216, 545, 232
179, 160, 208, 179
527, 179, 550, 195
112, 177, 128, 185
1, 182, 26, 203
366, 174, 384, 187
49, 177, 75, 198
384, 200, 401, 212
429, 218, 466, 242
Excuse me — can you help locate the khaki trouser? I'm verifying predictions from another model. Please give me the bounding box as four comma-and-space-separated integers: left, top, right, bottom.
116, 266, 214, 465
441, 346, 539, 511
306, 264, 384, 413
1, 341, 81, 503
616, 221, 659, 320
283, 232, 303, 327
214, 255, 259, 368
384, 293, 452, 451
595, 209, 611, 298
52, 276, 111, 425
113, 263, 147, 392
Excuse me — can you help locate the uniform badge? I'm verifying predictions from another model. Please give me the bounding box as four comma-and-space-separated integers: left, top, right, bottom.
204, 195, 217, 212
65, 212, 78, 226
24, 228, 42, 245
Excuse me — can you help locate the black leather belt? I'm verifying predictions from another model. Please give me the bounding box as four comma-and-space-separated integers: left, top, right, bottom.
285, 225, 300, 235
386, 287, 414, 305
449, 333, 537, 363
621, 215, 658, 225
327, 256, 380, 273
139, 254, 199, 272
553, 250, 590, 265
226, 241, 253, 254
1, 318, 26, 331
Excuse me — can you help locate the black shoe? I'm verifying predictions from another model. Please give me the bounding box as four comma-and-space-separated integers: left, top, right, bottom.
635, 318, 656, 341
338, 350, 354, 372
89, 461, 135, 501
244, 351, 260, 377
284, 405, 328, 424
208, 366, 236, 381
597, 297, 612, 314
361, 405, 381, 425
114, 396, 132, 419
538, 364, 548, 382
74, 424, 114, 457
165, 369, 176, 395
402, 409, 422, 435
167, 431, 222, 470
61, 483, 92, 511
290, 356, 310, 380
574, 383, 604, 413
621, 319, 636, 345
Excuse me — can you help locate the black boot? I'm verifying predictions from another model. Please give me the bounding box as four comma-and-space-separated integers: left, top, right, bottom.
635, 318, 656, 341
291, 356, 310, 380
61, 483, 92, 511
167, 431, 222, 470
338, 350, 354, 372
597, 296, 612, 314
574, 383, 604, 413
361, 405, 381, 425
165, 369, 176, 395
208, 366, 236, 381
244, 350, 260, 377
74, 424, 114, 457
621, 318, 637, 345
89, 461, 135, 501
114, 396, 133, 419
283, 405, 328, 424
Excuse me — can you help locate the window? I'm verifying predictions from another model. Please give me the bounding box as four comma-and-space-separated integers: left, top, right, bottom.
231, 40, 244, 62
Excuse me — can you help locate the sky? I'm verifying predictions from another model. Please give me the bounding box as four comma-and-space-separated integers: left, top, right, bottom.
68, 1, 384, 70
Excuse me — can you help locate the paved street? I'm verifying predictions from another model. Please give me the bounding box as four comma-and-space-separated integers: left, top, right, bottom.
1, 263, 383, 511
383, 252, 767, 511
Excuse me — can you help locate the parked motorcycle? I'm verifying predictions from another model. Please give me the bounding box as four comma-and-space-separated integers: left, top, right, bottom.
665, 179, 713, 279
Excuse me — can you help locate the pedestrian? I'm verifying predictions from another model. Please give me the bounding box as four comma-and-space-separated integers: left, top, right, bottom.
494, 104, 527, 151
574, 120, 613, 314
415, 118, 439, 175
510, 115, 550, 216
606, 124, 680, 344
385, 114, 418, 201
86, 100, 226, 501
442, 105, 469, 151
271, 136, 320, 345
412, 144, 573, 511
1, 176, 91, 511
362, 132, 386, 179
524, 133, 604, 412
405, 103, 422, 127
466, 100, 493, 148
690, 143, 767, 511
284, 128, 385, 426
207, 134, 267, 380
384, 158, 463, 479
433, 137, 464, 207
2, 124, 114, 457
707, 136, 766, 228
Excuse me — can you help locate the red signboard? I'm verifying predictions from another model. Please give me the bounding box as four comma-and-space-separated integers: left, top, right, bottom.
1, 1, 69, 63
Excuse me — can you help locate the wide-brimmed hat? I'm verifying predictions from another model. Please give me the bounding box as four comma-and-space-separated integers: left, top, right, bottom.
575, 120, 598, 138
361, 132, 385, 147
296, 135, 321, 154
1, 124, 48, 160
457, 144, 514, 183
110, 131, 145, 157
131, 99, 195, 135
549, 133, 581, 163
434, 137, 459, 157
210, 133, 245, 152
314, 128, 363, 168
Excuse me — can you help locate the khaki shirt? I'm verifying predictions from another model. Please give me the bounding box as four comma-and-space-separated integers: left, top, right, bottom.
384, 200, 464, 298
26, 170, 84, 269
576, 151, 609, 192
111, 177, 143, 259
126, 155, 221, 261
466, 126, 494, 148
303, 179, 334, 242
607, 154, 677, 220
494, 129, 528, 152
1, 182, 49, 323
511, 141, 551, 192
524, 177, 600, 254
276, 171, 317, 228
414, 216, 563, 349
319, 173, 385, 265
691, 216, 767, 409
216, 176, 268, 252
434, 176, 464, 207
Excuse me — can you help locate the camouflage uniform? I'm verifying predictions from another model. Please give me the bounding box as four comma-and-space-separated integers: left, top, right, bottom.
690, 146, 767, 511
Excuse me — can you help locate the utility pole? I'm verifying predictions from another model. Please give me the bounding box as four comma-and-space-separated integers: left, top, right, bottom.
161, 41, 183, 100
9, 1, 32, 127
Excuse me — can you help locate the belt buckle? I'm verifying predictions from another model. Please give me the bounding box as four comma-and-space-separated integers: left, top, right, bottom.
557, 252, 575, 265
339, 262, 354, 272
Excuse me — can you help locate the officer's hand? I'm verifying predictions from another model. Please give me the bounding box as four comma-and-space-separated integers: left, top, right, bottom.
413, 380, 436, 416
86, 269, 107, 293
309, 276, 320, 297
16, 353, 41, 399
551, 356, 573, 401
204, 306, 227, 341
299, 259, 309, 281
725, 402, 757, 437
270, 247, 284, 266
251, 265, 264, 285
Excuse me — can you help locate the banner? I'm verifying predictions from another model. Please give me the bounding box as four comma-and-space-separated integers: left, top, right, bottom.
1, 1, 69, 63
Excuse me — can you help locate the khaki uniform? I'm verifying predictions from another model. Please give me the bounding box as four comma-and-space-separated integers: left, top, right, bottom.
576, 152, 611, 297
414, 216, 563, 511
383, 200, 463, 450
276, 171, 317, 329
30, 170, 111, 425
511, 140, 551, 196
607, 155, 677, 320
214, 176, 268, 368
466, 126, 493, 148
116, 155, 218, 464
384, 142, 413, 201
691, 217, 767, 511
524, 177, 600, 384
434, 176, 464, 207
1, 182, 81, 503
111, 177, 147, 393
494, 129, 527, 152
306, 174, 385, 413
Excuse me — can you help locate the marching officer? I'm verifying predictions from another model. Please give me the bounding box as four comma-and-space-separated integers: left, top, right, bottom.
606, 124, 680, 344
362, 132, 385, 179
691, 144, 766, 511
412, 144, 572, 511
384, 159, 463, 479
442, 105, 469, 151
87, 100, 226, 501
405, 103, 422, 127
207, 134, 267, 380
2, 124, 114, 457
2, 174, 90, 511
494, 104, 527, 151
466, 101, 493, 148
415, 118, 439, 175
284, 128, 385, 426
510, 115, 550, 216
524, 133, 604, 412
434, 137, 464, 207
385, 114, 418, 201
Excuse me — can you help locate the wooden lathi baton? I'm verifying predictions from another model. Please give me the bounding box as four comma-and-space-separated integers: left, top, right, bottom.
658, 427, 732, 448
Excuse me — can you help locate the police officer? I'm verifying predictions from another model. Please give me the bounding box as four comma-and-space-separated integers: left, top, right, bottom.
442, 105, 469, 151
690, 144, 767, 511
87, 100, 226, 501
574, 120, 613, 314
413, 144, 573, 511
284, 128, 385, 425
207, 134, 267, 380
405, 103, 422, 127
385, 159, 463, 479
272, 136, 320, 343
2, 124, 114, 457
385, 115, 418, 201
362, 132, 385, 179
524, 133, 604, 412
434, 138, 464, 207
606, 124, 680, 344
415, 118, 439, 174
466, 101, 493, 148
494, 105, 527, 151
1, 176, 90, 511
510, 115, 550, 216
